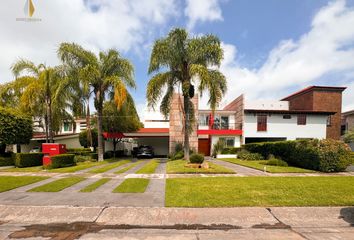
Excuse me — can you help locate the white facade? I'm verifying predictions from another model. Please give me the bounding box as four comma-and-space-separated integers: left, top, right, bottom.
211, 135, 241, 148
243, 113, 328, 142
245, 100, 289, 110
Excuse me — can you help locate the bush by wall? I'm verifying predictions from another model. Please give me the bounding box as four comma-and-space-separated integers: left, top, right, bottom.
244, 139, 352, 172
90, 153, 98, 161
14, 153, 44, 168
67, 148, 92, 156
47, 154, 75, 169
221, 147, 242, 154
266, 159, 288, 167
237, 150, 264, 160
0, 156, 14, 166
189, 153, 204, 164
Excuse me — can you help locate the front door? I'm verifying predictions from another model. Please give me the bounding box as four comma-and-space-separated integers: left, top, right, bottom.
198, 138, 210, 156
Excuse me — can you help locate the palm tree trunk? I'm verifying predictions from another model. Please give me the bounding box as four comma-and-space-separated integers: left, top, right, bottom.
48, 103, 54, 143
96, 91, 104, 161
86, 101, 93, 148
183, 94, 190, 161
44, 113, 49, 143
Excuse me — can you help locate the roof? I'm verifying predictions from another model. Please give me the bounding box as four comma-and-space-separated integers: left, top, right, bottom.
281, 86, 346, 101
244, 109, 336, 115
136, 128, 169, 133
342, 110, 354, 117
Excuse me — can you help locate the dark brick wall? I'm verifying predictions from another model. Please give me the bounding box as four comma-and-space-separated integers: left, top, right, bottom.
288, 91, 314, 110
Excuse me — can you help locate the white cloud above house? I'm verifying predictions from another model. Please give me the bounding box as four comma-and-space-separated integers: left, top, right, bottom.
184, 0, 223, 30
200, 0, 354, 111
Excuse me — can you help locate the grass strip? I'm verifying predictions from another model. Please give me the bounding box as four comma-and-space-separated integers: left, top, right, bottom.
0, 176, 49, 192
48, 161, 107, 173
220, 158, 315, 173
113, 178, 150, 193
1, 166, 43, 172
114, 161, 141, 174
80, 178, 111, 192
136, 160, 160, 174
28, 177, 85, 192
167, 160, 235, 174
166, 177, 354, 207
89, 160, 131, 173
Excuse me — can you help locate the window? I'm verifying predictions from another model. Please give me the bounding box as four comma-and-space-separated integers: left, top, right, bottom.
220, 116, 229, 129
219, 137, 235, 147
297, 114, 306, 125
283, 115, 291, 119
198, 114, 209, 126
326, 116, 332, 127
63, 122, 72, 132
257, 115, 267, 132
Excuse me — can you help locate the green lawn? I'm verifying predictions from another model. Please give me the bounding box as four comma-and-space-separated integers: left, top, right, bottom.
136, 160, 160, 174
114, 161, 142, 174
80, 178, 111, 192
0, 176, 49, 192
1, 166, 43, 172
220, 158, 316, 173
48, 161, 107, 173
167, 160, 235, 174
113, 178, 150, 193
28, 177, 85, 192
166, 177, 354, 207
89, 160, 131, 173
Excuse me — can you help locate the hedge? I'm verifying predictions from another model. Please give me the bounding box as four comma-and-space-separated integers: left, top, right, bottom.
189, 153, 204, 164
47, 154, 75, 169
67, 148, 92, 156
0, 156, 14, 166
244, 139, 352, 172
221, 147, 242, 154
14, 153, 44, 168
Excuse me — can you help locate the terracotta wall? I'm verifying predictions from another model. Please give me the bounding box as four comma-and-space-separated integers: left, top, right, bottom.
169, 93, 198, 154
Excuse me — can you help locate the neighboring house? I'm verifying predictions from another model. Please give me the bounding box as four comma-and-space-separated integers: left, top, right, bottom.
342, 109, 354, 150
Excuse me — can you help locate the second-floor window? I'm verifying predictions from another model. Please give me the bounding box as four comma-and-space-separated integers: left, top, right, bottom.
257, 115, 267, 132
297, 114, 307, 125
63, 122, 72, 132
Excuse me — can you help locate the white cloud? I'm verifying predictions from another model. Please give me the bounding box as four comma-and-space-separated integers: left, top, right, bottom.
203, 0, 354, 110
0, 0, 178, 83
185, 0, 223, 30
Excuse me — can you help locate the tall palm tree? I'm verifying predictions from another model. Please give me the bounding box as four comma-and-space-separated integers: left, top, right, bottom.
147, 28, 227, 160
58, 43, 135, 161
11, 60, 70, 143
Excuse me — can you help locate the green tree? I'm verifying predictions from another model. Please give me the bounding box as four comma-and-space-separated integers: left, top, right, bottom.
58, 43, 135, 161
11, 60, 71, 143
0, 107, 33, 154
102, 96, 143, 157
146, 28, 227, 160
344, 128, 354, 143
79, 129, 98, 149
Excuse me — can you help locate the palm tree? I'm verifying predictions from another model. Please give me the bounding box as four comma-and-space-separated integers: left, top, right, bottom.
147, 28, 227, 160
58, 43, 135, 161
11, 60, 70, 143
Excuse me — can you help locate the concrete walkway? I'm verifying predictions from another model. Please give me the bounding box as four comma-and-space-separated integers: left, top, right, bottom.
212, 159, 269, 176
0, 205, 352, 239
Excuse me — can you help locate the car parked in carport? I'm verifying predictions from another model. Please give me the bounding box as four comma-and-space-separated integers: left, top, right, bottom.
136, 145, 154, 158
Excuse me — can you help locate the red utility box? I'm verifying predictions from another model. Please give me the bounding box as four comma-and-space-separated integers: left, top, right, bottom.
42, 143, 67, 166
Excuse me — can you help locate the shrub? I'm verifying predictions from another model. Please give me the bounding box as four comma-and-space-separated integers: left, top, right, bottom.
221, 147, 242, 154
74, 155, 92, 163
0, 156, 14, 166
67, 148, 92, 156
238, 150, 264, 160
350, 152, 354, 164
244, 139, 352, 172
266, 159, 288, 167
212, 139, 225, 157
47, 154, 75, 169
79, 129, 98, 148
189, 153, 204, 164
90, 153, 98, 161
14, 153, 44, 168
172, 151, 184, 160
175, 142, 184, 153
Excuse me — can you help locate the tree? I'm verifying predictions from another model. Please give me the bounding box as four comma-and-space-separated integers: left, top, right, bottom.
58, 43, 135, 161
79, 129, 98, 148
102, 96, 143, 158
344, 128, 354, 143
0, 107, 33, 154
146, 28, 227, 160
11, 60, 71, 143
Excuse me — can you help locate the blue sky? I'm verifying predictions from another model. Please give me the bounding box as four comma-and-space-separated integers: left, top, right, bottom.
1, 0, 354, 116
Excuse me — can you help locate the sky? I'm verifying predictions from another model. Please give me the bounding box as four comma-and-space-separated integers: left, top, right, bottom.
1, 0, 354, 120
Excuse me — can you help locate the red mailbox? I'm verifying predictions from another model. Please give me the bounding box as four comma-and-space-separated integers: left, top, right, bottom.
42, 143, 67, 166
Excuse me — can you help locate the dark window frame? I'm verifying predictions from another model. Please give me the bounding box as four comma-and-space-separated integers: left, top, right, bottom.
297, 114, 307, 125
257, 115, 267, 132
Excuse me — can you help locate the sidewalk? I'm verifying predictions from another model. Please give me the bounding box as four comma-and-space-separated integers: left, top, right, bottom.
0, 205, 353, 239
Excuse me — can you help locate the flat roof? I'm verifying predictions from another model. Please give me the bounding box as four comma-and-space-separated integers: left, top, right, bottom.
244, 109, 336, 115
281, 86, 346, 101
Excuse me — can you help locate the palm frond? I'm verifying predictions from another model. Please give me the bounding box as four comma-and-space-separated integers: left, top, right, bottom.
146, 72, 172, 109
11, 59, 41, 78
